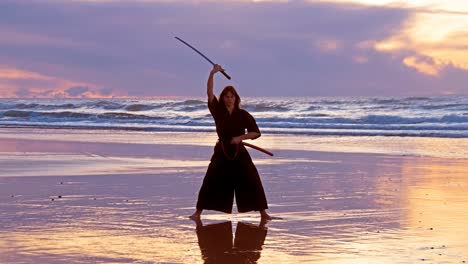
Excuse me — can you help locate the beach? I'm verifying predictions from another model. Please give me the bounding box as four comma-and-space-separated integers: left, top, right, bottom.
0, 128, 467, 263
2, 0, 468, 261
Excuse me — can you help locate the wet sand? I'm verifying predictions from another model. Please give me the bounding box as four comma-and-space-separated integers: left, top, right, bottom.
1, 128, 467, 263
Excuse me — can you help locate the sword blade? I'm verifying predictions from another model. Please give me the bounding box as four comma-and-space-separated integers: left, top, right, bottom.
175, 36, 231, 80
175, 37, 215, 65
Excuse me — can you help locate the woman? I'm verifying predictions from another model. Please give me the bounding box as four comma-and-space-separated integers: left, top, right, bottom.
190, 64, 271, 220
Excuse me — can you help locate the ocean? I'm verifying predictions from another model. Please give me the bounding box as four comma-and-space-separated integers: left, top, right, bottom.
0, 96, 467, 138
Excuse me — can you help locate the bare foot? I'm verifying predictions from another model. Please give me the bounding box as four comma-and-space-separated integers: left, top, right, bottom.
260, 210, 272, 221
189, 209, 202, 220
189, 214, 200, 220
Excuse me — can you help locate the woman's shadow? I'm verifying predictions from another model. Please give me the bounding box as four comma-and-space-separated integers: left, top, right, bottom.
193, 218, 268, 264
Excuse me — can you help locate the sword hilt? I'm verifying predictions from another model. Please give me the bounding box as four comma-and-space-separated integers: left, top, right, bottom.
220, 70, 231, 80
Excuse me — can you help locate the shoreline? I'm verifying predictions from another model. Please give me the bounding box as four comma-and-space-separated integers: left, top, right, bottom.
1, 127, 467, 159
1, 127, 467, 178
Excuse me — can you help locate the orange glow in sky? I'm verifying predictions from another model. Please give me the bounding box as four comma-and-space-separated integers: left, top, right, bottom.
318, 0, 468, 75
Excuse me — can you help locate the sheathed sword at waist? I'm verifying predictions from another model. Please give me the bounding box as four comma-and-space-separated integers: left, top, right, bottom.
242, 142, 274, 156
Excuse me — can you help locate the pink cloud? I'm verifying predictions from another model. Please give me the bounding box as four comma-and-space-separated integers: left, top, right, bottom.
0, 66, 123, 98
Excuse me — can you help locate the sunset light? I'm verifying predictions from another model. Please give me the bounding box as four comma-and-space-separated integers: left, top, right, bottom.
0, 0, 466, 97
315, 0, 468, 76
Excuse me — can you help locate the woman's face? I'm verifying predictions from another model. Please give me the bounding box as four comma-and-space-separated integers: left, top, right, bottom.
223, 91, 235, 108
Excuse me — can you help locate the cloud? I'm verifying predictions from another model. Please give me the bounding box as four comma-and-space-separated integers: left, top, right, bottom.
0, 65, 121, 98
0, 0, 467, 97
0, 66, 52, 81
402, 56, 443, 76
14, 88, 31, 98
327, 1, 468, 77
99, 88, 114, 96
315, 39, 342, 53
353, 55, 369, 64
64, 86, 89, 96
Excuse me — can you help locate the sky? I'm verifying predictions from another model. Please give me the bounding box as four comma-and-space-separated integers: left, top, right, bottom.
0, 0, 467, 98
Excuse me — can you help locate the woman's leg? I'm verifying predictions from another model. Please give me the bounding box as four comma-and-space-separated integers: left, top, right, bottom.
192, 154, 235, 217
235, 153, 269, 214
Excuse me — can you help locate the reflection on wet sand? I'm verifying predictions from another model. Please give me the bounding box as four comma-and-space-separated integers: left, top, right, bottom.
1, 131, 468, 263
194, 219, 268, 264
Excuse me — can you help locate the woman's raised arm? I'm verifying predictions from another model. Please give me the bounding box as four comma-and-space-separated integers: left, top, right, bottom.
207, 64, 224, 102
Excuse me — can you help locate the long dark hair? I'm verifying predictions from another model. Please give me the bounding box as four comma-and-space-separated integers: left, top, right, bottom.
219, 85, 241, 110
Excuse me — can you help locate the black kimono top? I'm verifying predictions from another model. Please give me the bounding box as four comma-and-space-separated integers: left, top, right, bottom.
208, 96, 260, 144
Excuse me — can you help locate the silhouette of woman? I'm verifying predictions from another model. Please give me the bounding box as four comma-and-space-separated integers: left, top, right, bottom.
190, 64, 271, 220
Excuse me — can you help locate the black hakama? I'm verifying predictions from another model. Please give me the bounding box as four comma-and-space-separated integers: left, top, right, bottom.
195, 96, 268, 213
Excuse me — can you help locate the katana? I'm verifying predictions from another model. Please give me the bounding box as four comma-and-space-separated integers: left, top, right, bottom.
175, 36, 231, 80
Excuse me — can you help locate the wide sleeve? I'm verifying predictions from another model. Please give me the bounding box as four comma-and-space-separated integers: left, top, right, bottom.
243, 110, 261, 139
208, 96, 219, 119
